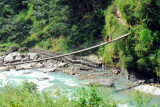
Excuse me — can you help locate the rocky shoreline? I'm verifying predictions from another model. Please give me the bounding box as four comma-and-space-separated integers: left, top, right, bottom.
0, 46, 160, 88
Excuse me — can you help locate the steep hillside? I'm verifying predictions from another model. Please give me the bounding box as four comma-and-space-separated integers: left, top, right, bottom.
0, 0, 108, 52
103, 0, 160, 78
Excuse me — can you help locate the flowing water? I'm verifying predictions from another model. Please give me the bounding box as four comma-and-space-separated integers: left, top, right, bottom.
0, 69, 83, 91
0, 69, 160, 106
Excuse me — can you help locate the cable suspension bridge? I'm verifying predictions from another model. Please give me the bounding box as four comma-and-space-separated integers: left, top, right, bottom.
4, 33, 130, 66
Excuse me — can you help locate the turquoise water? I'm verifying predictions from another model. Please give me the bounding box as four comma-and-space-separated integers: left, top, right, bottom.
0, 69, 160, 106
0, 69, 84, 91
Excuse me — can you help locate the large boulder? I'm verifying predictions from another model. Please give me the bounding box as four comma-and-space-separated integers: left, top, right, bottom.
121, 68, 129, 79
15, 53, 22, 62
15, 56, 22, 62
6, 46, 19, 54
81, 55, 102, 65
21, 55, 30, 62
0, 56, 4, 65
91, 79, 114, 87
16, 63, 34, 70
9, 52, 18, 57
80, 65, 92, 71
28, 53, 39, 60
4, 52, 18, 63
4, 53, 15, 63
4, 54, 14, 63
56, 62, 68, 68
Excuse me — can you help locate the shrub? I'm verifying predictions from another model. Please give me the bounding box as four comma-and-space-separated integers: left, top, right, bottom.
71, 84, 116, 107
139, 29, 153, 46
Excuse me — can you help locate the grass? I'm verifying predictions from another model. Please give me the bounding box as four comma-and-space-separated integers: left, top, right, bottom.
50, 36, 67, 53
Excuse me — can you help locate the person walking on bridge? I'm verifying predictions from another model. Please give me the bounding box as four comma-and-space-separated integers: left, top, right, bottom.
106, 35, 109, 42
110, 35, 112, 41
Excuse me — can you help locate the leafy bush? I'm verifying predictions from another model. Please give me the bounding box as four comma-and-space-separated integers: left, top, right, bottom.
73, 85, 104, 106
22, 80, 38, 92
139, 29, 153, 46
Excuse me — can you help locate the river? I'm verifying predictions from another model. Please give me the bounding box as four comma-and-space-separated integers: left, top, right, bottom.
0, 69, 160, 107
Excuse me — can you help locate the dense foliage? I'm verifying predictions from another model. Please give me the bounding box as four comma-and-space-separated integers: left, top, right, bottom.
103, 0, 160, 78
0, 0, 109, 51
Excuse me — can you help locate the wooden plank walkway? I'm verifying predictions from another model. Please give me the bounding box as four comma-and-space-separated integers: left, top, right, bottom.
4, 33, 130, 66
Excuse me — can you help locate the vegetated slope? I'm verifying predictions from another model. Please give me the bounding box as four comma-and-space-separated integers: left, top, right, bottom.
0, 0, 110, 52
103, 0, 160, 78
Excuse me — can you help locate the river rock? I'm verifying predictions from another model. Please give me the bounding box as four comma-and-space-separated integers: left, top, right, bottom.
16, 63, 34, 70
45, 63, 53, 68
21, 55, 30, 62
15, 55, 22, 62
80, 65, 92, 71
35, 62, 44, 68
37, 77, 49, 81
4, 54, 15, 63
81, 54, 102, 65
9, 52, 19, 57
112, 69, 120, 75
0, 56, 4, 65
121, 69, 129, 79
4, 52, 19, 63
28, 53, 39, 60
91, 79, 114, 87
138, 80, 145, 84
41, 67, 57, 73
44, 61, 53, 68
134, 85, 160, 95
55, 62, 68, 68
